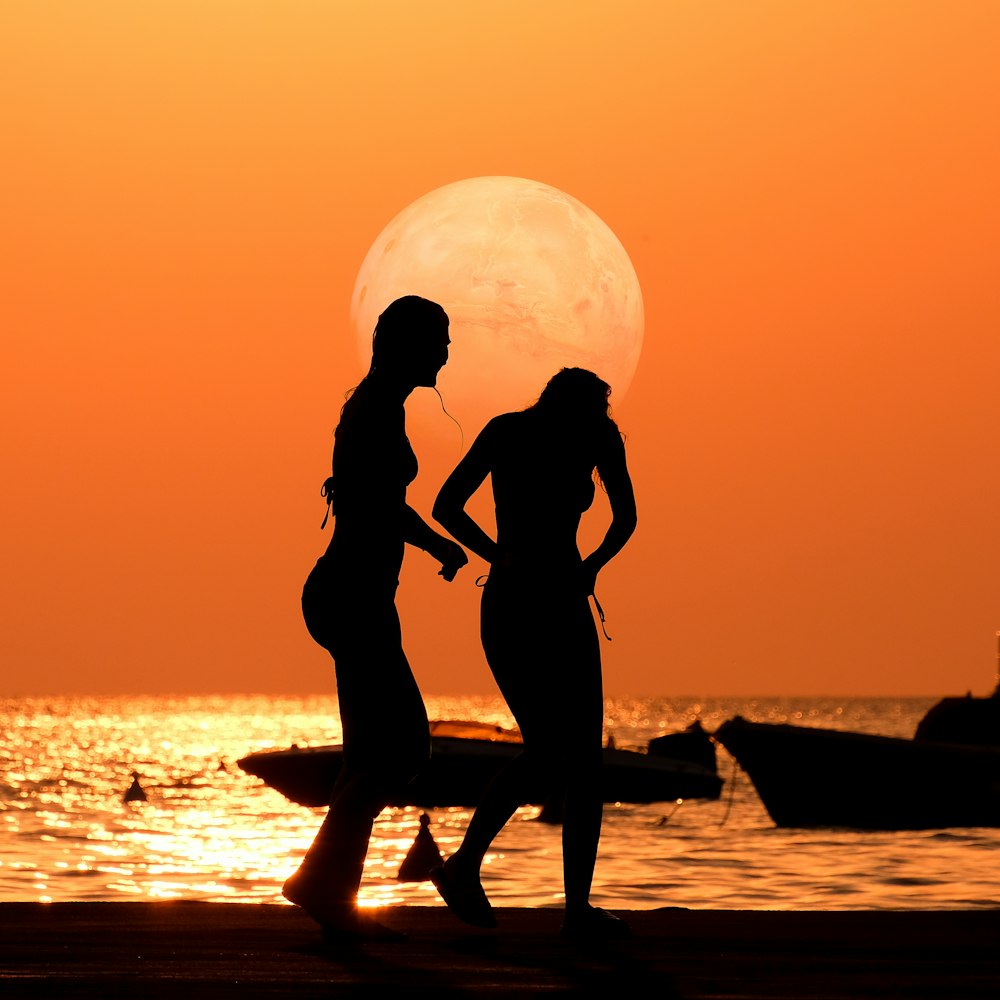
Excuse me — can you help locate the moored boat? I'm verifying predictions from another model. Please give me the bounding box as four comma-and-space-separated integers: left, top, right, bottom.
238, 718, 723, 808
714, 713, 1000, 830
714, 639, 1000, 830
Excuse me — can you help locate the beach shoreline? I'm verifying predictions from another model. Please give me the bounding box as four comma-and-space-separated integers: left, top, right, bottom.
1, 901, 997, 998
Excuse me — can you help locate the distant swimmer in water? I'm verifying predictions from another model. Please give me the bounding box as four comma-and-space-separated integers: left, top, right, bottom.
431, 367, 637, 939
283, 296, 467, 941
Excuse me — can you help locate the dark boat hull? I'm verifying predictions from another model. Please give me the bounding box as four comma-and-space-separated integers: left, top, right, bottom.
714, 716, 1000, 830
238, 736, 723, 808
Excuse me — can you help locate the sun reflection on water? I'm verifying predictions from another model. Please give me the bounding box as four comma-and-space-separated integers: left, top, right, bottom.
2, 694, 998, 909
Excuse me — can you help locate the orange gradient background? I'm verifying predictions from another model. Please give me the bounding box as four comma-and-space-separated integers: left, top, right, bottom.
3, 2, 999, 697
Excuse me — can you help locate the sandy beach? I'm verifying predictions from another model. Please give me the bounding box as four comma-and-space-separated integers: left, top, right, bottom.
0, 902, 996, 999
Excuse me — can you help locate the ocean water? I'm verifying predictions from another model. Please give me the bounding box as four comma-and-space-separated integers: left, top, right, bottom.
1, 694, 997, 910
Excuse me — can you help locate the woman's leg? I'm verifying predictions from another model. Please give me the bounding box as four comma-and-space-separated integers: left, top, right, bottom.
442, 750, 534, 876
485, 581, 606, 916
438, 580, 589, 882
558, 666, 604, 914
290, 571, 429, 929
431, 580, 534, 924
552, 597, 631, 938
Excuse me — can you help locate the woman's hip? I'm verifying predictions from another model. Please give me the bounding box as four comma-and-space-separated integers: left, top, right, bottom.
301, 557, 400, 654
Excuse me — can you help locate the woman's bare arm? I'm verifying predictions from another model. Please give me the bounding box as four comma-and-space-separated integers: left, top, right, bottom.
432, 423, 499, 565
404, 505, 468, 581
580, 432, 637, 592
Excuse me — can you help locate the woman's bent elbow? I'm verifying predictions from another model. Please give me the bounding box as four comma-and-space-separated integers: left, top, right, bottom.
431, 497, 452, 529
432, 488, 466, 531
619, 510, 638, 537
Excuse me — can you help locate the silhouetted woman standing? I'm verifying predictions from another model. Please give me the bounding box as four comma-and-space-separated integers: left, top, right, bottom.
431, 367, 637, 939
284, 296, 467, 939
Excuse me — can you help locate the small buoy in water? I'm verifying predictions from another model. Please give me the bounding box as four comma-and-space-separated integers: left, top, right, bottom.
123, 771, 147, 803
396, 812, 443, 882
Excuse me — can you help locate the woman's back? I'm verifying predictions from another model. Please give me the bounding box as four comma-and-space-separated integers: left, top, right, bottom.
323, 386, 417, 574
487, 410, 614, 561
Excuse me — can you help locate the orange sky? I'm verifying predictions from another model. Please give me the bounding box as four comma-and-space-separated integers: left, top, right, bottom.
3, 2, 999, 697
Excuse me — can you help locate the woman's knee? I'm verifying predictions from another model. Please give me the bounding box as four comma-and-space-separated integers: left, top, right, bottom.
376, 724, 431, 783
368, 755, 427, 802
522, 737, 601, 787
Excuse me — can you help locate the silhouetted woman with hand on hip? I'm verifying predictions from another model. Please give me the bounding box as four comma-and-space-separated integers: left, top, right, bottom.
431, 367, 637, 939
284, 295, 467, 940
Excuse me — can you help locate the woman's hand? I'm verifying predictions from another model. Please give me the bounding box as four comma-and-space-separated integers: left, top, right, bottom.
403, 505, 469, 580
436, 539, 469, 582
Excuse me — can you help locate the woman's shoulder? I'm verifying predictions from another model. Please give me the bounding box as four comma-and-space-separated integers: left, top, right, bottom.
464, 411, 533, 463
336, 387, 403, 435
601, 416, 623, 441
478, 409, 621, 450
478, 410, 527, 439
596, 416, 625, 452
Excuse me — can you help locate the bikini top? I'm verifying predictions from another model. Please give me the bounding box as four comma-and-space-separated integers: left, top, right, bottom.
319, 396, 418, 529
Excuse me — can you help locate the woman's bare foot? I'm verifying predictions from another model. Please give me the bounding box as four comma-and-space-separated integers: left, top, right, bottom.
283, 871, 406, 940
429, 856, 496, 928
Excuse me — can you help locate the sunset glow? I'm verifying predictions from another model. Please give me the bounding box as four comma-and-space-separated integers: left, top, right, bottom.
3, 2, 999, 697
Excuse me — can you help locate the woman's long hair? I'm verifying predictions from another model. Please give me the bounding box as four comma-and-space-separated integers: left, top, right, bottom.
340, 295, 450, 414
363, 294, 460, 440
530, 367, 613, 425
368, 295, 450, 376
321, 296, 452, 525
528, 367, 618, 488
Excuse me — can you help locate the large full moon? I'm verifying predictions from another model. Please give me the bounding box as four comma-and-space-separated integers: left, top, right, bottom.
350, 176, 644, 435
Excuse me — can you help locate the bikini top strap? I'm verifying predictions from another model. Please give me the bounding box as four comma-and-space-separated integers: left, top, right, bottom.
320, 477, 335, 529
